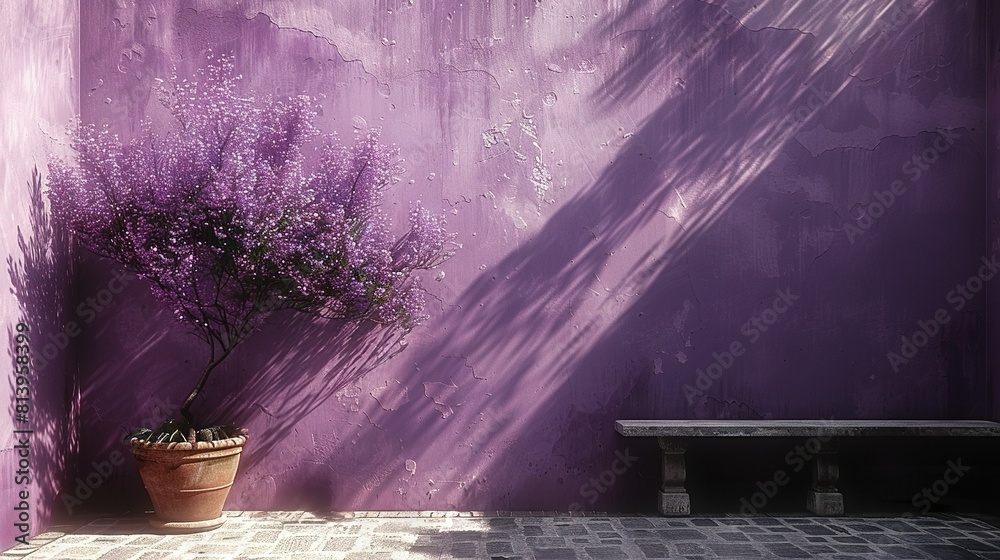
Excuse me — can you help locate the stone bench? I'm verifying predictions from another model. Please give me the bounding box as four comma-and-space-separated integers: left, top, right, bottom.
614, 419, 1000, 516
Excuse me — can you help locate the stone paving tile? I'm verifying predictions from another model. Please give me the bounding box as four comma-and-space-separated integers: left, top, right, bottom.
880, 545, 929, 559
909, 544, 987, 559
745, 531, 789, 542
858, 533, 899, 544
634, 541, 669, 558
762, 542, 812, 558
2, 512, 999, 559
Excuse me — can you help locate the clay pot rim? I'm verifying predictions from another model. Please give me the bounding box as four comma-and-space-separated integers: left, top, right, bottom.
130, 434, 247, 451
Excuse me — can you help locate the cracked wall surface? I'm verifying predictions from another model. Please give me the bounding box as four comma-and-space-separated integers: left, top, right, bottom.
69, 0, 992, 513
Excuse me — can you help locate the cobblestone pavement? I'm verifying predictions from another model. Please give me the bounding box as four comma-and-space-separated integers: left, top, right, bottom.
3, 512, 1000, 559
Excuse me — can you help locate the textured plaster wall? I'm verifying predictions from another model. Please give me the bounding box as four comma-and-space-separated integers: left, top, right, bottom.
73, 0, 990, 512
990, 1, 1000, 423
0, 1, 79, 543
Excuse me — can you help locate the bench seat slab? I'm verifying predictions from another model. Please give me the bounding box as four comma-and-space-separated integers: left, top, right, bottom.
619, 420, 1000, 516
615, 420, 1000, 438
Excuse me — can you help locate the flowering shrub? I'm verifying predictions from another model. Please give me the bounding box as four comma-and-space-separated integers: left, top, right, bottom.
48, 55, 454, 440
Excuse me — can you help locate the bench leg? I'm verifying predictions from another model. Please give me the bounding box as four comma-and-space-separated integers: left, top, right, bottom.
806, 441, 844, 515
657, 438, 691, 516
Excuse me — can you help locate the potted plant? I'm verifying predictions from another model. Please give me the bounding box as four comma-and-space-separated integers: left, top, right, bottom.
47, 54, 454, 531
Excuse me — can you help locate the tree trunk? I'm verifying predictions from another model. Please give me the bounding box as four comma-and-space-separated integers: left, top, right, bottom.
179, 347, 233, 442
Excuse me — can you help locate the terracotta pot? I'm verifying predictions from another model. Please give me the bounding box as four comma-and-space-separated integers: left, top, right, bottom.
130, 435, 247, 532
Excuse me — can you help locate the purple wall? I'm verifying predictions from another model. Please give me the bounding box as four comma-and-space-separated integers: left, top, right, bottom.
71, 0, 990, 513
0, 0, 80, 546
990, 0, 1000, 423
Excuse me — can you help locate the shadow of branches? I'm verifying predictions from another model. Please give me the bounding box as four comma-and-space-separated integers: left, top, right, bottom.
210, 313, 408, 472
7, 167, 77, 525
66, 0, 985, 515
69, 264, 411, 511
317, 0, 981, 511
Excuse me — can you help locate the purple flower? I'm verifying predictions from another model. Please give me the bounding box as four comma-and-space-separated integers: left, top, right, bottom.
48, 53, 455, 429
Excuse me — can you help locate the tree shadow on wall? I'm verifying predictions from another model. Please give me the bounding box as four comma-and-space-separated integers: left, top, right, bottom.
7, 168, 78, 525
327, 0, 963, 511
208, 313, 408, 473
71, 265, 411, 512
583, 0, 983, 420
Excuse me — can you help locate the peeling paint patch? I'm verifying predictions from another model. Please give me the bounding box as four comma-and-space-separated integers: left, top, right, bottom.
440, 354, 486, 381
336, 384, 363, 412
664, 187, 688, 226
530, 155, 553, 199
575, 59, 597, 74
482, 123, 510, 148
673, 300, 696, 347
423, 381, 463, 419
370, 380, 410, 411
